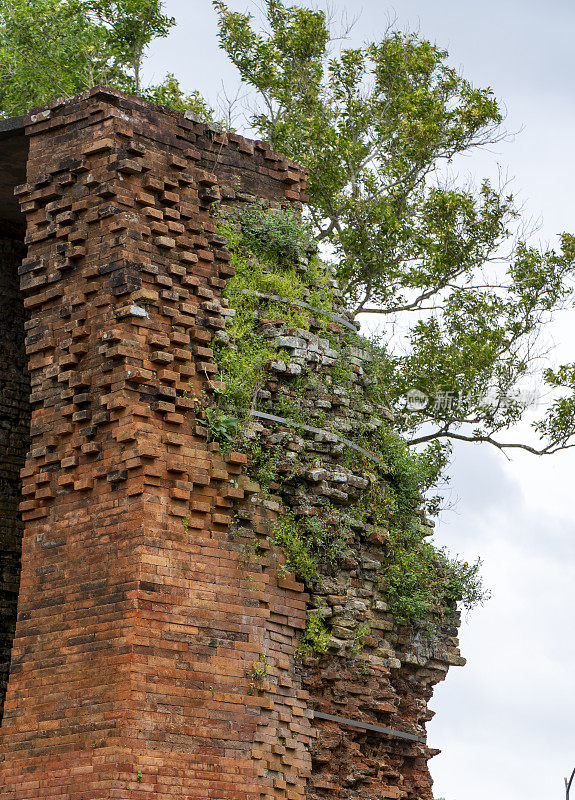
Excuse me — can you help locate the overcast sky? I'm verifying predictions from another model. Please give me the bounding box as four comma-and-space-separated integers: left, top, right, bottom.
145, 3, 575, 798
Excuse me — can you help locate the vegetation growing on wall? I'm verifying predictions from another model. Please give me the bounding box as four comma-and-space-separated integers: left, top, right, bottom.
0, 0, 489, 633
297, 603, 331, 657
212, 207, 330, 415
208, 205, 488, 632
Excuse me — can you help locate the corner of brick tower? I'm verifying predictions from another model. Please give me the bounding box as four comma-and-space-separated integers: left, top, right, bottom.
0, 87, 313, 799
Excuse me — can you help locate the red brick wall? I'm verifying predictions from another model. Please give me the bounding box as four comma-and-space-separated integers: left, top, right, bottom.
0, 88, 314, 799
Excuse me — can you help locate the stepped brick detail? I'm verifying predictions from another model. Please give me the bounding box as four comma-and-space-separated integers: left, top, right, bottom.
0, 87, 462, 800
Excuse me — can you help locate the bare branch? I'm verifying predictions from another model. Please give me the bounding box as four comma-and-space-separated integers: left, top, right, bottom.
408, 428, 575, 457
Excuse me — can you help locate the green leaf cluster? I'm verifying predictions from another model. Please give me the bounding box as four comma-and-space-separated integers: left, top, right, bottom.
297, 603, 331, 656
272, 511, 345, 586
383, 523, 486, 624
214, 1, 505, 308
4, 0, 575, 458
0, 0, 217, 120
197, 406, 240, 445
213, 207, 331, 414
142, 72, 221, 122
237, 204, 315, 263
340, 423, 488, 623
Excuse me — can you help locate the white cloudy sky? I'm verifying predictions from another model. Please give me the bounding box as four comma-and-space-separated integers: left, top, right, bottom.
145, 2, 575, 798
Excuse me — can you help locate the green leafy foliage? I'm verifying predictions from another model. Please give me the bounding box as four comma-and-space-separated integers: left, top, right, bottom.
237, 205, 314, 262
341, 422, 487, 623
143, 72, 221, 121
350, 624, 371, 655
245, 654, 269, 694
197, 407, 239, 445
214, 0, 505, 310
348, 426, 446, 520
212, 204, 486, 625
214, 0, 575, 458
213, 207, 330, 414
0, 0, 216, 120
272, 513, 317, 584
4, 0, 575, 457
1, 0, 113, 114
86, 0, 174, 90
298, 603, 331, 656
383, 524, 486, 624
0, 0, 494, 640
272, 511, 345, 586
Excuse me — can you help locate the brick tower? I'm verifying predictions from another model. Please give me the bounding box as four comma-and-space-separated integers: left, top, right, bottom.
0, 87, 463, 800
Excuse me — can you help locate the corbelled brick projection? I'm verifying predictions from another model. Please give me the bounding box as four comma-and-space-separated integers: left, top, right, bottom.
0, 87, 464, 799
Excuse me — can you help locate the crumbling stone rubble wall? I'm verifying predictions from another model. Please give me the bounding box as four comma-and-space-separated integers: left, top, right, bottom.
0, 224, 29, 725
212, 237, 465, 800
0, 87, 462, 800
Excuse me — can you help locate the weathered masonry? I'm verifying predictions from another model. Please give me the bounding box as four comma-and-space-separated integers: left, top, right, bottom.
0, 88, 463, 799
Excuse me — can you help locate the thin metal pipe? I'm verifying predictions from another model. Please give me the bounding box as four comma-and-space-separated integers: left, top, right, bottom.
312, 710, 426, 744
243, 289, 360, 332
249, 410, 387, 468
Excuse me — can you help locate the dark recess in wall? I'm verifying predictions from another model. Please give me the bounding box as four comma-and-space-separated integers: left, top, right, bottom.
0, 127, 29, 724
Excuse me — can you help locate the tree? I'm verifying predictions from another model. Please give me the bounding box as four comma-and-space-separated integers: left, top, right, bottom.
85, 0, 174, 93
214, 0, 575, 459
0, 0, 113, 113
143, 72, 222, 124
0, 0, 205, 117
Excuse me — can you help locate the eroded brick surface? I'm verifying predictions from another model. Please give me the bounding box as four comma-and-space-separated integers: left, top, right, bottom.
219, 263, 464, 800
